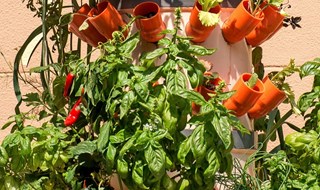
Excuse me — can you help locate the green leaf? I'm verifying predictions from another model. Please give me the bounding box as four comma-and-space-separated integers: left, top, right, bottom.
119, 32, 140, 54
97, 121, 111, 152
246, 73, 258, 88
134, 82, 149, 102
198, 11, 220, 27
0, 147, 8, 166
20, 136, 31, 155
135, 131, 150, 150
4, 176, 19, 190
145, 143, 166, 179
141, 66, 163, 83
178, 179, 190, 190
298, 91, 319, 113
212, 115, 232, 149
2, 132, 22, 149
120, 91, 135, 119
204, 150, 220, 180
110, 129, 126, 144
132, 160, 147, 189
152, 129, 168, 141
268, 0, 284, 7
158, 38, 171, 46
191, 125, 206, 160
119, 130, 141, 157
194, 168, 203, 186
29, 65, 50, 73
175, 89, 206, 106
145, 48, 167, 60
178, 138, 191, 164
21, 126, 39, 136
105, 143, 117, 171
63, 165, 77, 183
166, 70, 187, 93
300, 59, 320, 78
13, 25, 43, 114
117, 158, 129, 179
59, 13, 74, 26
23, 92, 41, 106
1, 119, 15, 130
11, 155, 26, 172
162, 99, 178, 134
70, 141, 96, 156
187, 45, 216, 56
162, 174, 177, 190
53, 76, 67, 109
252, 46, 264, 79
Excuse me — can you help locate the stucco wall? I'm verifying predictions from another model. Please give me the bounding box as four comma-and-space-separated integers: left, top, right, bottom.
0, 1, 318, 149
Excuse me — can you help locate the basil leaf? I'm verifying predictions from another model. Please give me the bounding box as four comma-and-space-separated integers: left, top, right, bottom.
300, 59, 320, 78
134, 82, 149, 102
212, 115, 232, 150
117, 158, 129, 179
190, 125, 206, 161
132, 160, 148, 189
145, 143, 165, 179
120, 91, 135, 119
105, 143, 117, 172
177, 137, 191, 165
175, 89, 206, 106
166, 70, 187, 93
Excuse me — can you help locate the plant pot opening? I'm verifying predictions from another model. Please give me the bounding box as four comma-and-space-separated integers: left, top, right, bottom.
134, 2, 159, 20
242, 73, 262, 92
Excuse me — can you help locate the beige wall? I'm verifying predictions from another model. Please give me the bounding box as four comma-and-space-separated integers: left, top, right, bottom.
0, 1, 319, 148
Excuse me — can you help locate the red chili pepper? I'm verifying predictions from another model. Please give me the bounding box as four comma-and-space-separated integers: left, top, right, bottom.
83, 179, 87, 189
64, 97, 82, 126
63, 73, 75, 98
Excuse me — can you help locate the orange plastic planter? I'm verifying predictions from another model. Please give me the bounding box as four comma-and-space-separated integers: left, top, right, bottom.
68, 4, 90, 42
245, 4, 284, 46
192, 73, 222, 114
89, 1, 127, 40
223, 73, 264, 117
222, 0, 264, 44
247, 76, 286, 119
185, 1, 221, 43
69, 4, 107, 47
133, 2, 166, 43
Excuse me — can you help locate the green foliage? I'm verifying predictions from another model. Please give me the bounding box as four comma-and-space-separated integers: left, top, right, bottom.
2, 5, 248, 190
246, 73, 259, 88
197, 0, 222, 27
257, 58, 320, 190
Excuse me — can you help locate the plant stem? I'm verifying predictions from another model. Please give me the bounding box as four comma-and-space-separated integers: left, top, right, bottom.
264, 110, 293, 147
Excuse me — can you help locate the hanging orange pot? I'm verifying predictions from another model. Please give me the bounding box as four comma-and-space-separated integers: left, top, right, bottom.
265, 19, 283, 41
221, 0, 264, 44
185, 1, 221, 43
89, 1, 127, 40
68, 4, 90, 43
133, 1, 166, 43
192, 72, 223, 114
247, 76, 286, 119
245, 4, 284, 46
69, 3, 110, 47
223, 73, 264, 117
